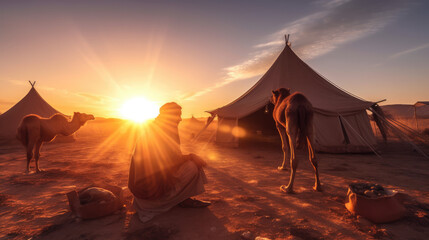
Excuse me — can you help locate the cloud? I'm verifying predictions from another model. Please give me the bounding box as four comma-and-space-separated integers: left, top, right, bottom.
238, 0, 408, 73
389, 42, 429, 59
184, 0, 410, 101
8, 80, 28, 87
180, 77, 237, 101
76, 92, 117, 103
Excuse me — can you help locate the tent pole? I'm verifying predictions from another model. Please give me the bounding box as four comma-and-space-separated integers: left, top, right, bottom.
192, 115, 219, 153
374, 99, 386, 104
192, 113, 216, 141
284, 34, 290, 46
370, 104, 388, 142
338, 114, 382, 158
414, 105, 419, 132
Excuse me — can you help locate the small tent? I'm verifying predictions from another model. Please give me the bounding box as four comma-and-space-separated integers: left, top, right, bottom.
380, 103, 429, 131
208, 41, 379, 153
381, 103, 429, 120
0, 82, 74, 143
414, 102, 429, 131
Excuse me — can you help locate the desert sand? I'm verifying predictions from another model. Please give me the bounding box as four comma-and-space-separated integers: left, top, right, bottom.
1, 118, 428, 240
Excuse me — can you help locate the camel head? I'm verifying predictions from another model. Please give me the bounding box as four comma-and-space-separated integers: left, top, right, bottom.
271, 88, 291, 104
73, 112, 95, 125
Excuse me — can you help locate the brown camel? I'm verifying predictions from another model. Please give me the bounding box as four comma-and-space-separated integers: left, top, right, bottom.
16, 112, 95, 173
271, 88, 321, 193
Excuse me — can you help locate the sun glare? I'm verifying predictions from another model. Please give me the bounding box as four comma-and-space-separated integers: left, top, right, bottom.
120, 97, 159, 123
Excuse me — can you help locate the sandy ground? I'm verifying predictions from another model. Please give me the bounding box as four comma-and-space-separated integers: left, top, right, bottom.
1, 120, 429, 240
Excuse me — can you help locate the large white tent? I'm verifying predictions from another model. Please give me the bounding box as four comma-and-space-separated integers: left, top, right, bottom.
0, 82, 74, 142
208, 42, 379, 153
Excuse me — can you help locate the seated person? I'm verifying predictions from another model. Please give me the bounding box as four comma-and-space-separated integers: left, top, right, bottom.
128, 102, 210, 222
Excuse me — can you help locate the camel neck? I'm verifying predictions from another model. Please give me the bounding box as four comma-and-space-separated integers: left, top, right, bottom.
62, 117, 82, 136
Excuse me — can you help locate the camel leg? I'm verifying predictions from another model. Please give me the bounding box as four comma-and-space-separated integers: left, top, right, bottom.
276, 124, 289, 170
280, 125, 298, 194
307, 137, 314, 159
307, 128, 322, 192
307, 138, 322, 191
34, 140, 44, 173
25, 139, 36, 173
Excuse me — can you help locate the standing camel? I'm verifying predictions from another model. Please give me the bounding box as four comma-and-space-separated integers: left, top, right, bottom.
271, 88, 321, 193
16, 112, 95, 173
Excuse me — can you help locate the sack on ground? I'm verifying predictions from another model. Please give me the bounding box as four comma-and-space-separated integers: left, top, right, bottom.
67, 185, 124, 219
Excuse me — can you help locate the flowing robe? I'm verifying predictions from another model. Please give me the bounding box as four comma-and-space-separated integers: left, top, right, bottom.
128, 119, 207, 222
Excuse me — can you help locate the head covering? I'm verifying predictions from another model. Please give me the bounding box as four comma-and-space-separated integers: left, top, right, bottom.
159, 102, 182, 114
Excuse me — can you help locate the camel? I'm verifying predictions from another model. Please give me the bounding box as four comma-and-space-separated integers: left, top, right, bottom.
270, 88, 321, 193
16, 112, 95, 173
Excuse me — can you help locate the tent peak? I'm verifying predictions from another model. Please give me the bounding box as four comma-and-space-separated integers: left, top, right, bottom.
414, 101, 429, 107
284, 34, 291, 47
28, 80, 36, 88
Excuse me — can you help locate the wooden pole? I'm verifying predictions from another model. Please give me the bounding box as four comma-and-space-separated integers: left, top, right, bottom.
414, 105, 419, 131
285, 34, 290, 46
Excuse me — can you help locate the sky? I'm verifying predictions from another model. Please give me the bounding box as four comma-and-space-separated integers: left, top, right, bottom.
1, 0, 429, 119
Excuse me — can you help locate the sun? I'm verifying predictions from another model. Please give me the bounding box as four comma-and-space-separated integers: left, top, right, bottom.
120, 97, 159, 123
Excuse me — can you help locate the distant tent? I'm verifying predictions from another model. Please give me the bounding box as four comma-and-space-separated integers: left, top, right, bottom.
207, 40, 379, 153
381, 104, 429, 119
180, 115, 205, 137
414, 101, 429, 131
0, 81, 74, 142
373, 102, 429, 158
189, 115, 204, 125
380, 103, 429, 131
414, 101, 429, 107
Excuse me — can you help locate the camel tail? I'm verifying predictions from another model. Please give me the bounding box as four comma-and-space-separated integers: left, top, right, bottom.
16, 122, 28, 147
297, 106, 308, 149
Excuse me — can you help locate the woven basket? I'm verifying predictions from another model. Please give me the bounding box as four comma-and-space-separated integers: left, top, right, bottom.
345, 185, 407, 223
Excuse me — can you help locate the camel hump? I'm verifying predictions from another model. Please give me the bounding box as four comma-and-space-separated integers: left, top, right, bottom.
50, 113, 67, 120
286, 93, 312, 111
22, 114, 41, 121
50, 113, 69, 123
289, 92, 310, 104
285, 92, 313, 149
